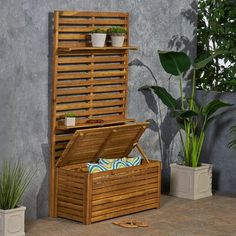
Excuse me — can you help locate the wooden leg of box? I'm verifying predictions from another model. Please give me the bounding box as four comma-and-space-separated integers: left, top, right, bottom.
49, 157, 57, 217
157, 162, 161, 209
84, 174, 92, 224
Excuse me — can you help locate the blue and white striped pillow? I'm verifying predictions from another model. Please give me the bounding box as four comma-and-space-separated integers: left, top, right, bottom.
87, 163, 112, 173
87, 160, 127, 173
99, 156, 142, 167
122, 156, 142, 166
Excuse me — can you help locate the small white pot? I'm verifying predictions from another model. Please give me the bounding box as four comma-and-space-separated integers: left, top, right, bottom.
91, 33, 106, 47
111, 35, 125, 47
0, 206, 26, 236
65, 117, 76, 126
170, 163, 212, 200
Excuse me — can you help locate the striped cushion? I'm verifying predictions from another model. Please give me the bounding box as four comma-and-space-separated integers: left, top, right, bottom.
98, 158, 121, 165
122, 156, 142, 166
87, 160, 127, 173
99, 156, 142, 167
87, 163, 112, 173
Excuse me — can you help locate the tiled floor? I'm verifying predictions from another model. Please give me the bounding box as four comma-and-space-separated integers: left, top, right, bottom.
26, 195, 236, 236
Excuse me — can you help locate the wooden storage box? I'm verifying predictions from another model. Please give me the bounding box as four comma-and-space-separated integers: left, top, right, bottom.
55, 123, 161, 224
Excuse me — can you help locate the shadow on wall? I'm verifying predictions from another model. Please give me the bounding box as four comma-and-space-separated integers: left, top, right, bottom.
196, 90, 236, 195
37, 143, 50, 218
36, 12, 53, 218
129, 0, 197, 193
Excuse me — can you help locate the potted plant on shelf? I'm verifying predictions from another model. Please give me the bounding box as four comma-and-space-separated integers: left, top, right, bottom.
90, 28, 107, 47
107, 26, 127, 47
0, 161, 33, 236
65, 112, 76, 126
141, 50, 232, 200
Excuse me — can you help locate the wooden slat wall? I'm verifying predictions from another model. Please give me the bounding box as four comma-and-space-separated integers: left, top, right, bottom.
50, 11, 130, 216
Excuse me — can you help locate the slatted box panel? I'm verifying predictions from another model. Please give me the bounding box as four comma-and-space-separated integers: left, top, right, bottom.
56, 161, 161, 224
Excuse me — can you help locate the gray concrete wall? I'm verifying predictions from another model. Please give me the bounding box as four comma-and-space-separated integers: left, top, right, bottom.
0, 0, 196, 219
196, 90, 236, 196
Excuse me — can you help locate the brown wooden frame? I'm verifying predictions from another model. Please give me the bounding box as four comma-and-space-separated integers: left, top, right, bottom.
49, 10, 161, 222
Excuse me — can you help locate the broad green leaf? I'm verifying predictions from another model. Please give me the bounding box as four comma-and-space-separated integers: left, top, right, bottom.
203, 99, 233, 118
150, 86, 177, 109
180, 110, 199, 119
158, 50, 192, 76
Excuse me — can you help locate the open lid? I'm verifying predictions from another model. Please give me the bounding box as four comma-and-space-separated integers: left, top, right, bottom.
56, 122, 149, 167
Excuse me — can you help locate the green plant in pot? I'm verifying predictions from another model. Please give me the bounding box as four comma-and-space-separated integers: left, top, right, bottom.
107, 26, 127, 47
0, 161, 33, 236
65, 112, 76, 126
90, 28, 107, 47
142, 50, 232, 199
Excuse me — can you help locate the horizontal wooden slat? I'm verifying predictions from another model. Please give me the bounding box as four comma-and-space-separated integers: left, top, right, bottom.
58, 177, 84, 189
59, 11, 128, 18
92, 198, 157, 217
57, 206, 83, 217
93, 173, 158, 194
57, 63, 126, 72
92, 187, 157, 206
91, 203, 157, 222
58, 184, 84, 195
58, 56, 125, 64
92, 183, 158, 201
58, 46, 136, 53
57, 71, 126, 80
59, 18, 127, 25
57, 211, 83, 222
58, 34, 88, 40
93, 165, 158, 184
92, 192, 158, 211
56, 107, 124, 118
56, 100, 124, 111
58, 201, 83, 211
58, 169, 85, 180
57, 189, 83, 200
57, 85, 126, 95
58, 195, 83, 206
56, 93, 126, 103
57, 78, 126, 88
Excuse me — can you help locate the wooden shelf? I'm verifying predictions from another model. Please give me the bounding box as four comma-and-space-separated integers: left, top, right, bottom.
57, 118, 136, 130
58, 46, 138, 52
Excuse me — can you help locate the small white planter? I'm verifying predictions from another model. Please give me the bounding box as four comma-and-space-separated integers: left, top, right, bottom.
0, 206, 26, 236
111, 35, 125, 47
65, 117, 76, 126
170, 163, 212, 200
91, 33, 106, 47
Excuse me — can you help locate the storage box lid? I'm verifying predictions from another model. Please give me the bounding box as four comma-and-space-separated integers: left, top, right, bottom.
56, 122, 149, 167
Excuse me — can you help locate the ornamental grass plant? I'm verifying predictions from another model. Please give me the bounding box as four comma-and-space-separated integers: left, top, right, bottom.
0, 161, 33, 210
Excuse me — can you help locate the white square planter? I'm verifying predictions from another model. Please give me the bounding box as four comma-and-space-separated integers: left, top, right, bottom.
91, 33, 106, 47
170, 163, 212, 200
0, 206, 26, 236
65, 117, 76, 126
111, 35, 125, 47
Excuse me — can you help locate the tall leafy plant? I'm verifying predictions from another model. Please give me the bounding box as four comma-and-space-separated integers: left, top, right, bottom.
197, 0, 236, 91
142, 50, 232, 167
0, 161, 34, 210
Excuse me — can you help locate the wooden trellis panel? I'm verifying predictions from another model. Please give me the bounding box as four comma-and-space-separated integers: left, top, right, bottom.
50, 10, 135, 216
